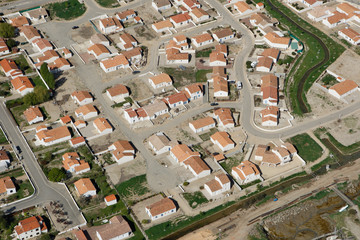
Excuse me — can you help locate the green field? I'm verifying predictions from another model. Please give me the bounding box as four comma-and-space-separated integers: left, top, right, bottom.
195, 48, 214, 58
0, 127, 7, 144
195, 69, 211, 82
183, 191, 209, 209
115, 175, 150, 200
290, 133, 322, 162
95, 0, 120, 8
47, 0, 86, 20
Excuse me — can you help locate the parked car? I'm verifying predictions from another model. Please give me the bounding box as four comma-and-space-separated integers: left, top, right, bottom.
237, 82, 243, 89
210, 102, 218, 106
72, 26, 79, 29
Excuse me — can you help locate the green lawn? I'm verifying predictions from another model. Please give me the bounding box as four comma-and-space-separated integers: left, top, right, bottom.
115, 175, 150, 201
95, 0, 120, 8
31, 76, 46, 88
195, 47, 214, 58
182, 191, 209, 209
0, 168, 24, 179
195, 69, 211, 82
320, 74, 337, 87
199, 128, 217, 141
289, 133, 322, 162
220, 157, 242, 173
310, 156, 334, 172
161, 67, 197, 88
6, 180, 34, 203
14, 55, 33, 74
323, 132, 360, 154
0, 127, 7, 144
9, 103, 28, 126
254, 0, 345, 115
47, 0, 86, 20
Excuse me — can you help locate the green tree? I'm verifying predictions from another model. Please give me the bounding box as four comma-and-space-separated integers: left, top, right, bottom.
23, 92, 38, 106
40, 234, 51, 240
40, 63, 55, 89
47, 168, 66, 182
0, 210, 7, 229
34, 86, 50, 103
0, 23, 15, 38
6, 38, 16, 49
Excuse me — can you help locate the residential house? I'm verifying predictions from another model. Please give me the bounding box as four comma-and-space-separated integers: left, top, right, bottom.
22, 7, 48, 22
260, 48, 280, 63
14, 216, 48, 240
74, 120, 86, 129
210, 66, 227, 82
69, 136, 86, 148
338, 28, 360, 45
234, 1, 253, 15
90, 33, 110, 47
108, 140, 135, 164
212, 28, 235, 43
149, 73, 173, 89
122, 47, 142, 63
303, 0, 323, 8
256, 56, 273, 72
231, 160, 262, 184
184, 83, 203, 100
209, 51, 226, 66
170, 13, 191, 28
264, 32, 290, 49
93, 118, 113, 134
189, 116, 216, 133
0, 150, 10, 171
328, 79, 359, 99
74, 178, 96, 197
189, 7, 210, 22
60, 115, 72, 125
192, 33, 213, 48
322, 11, 347, 28
255, 143, 297, 167
35, 50, 59, 65
260, 106, 279, 126
307, 6, 334, 22
19, 26, 41, 43
213, 77, 228, 97
215, 44, 228, 57
119, 33, 137, 50
146, 197, 177, 221
11, 76, 34, 96
182, 0, 201, 11
256, 2, 264, 9
214, 108, 234, 128
48, 58, 71, 73
250, 13, 275, 30
100, 54, 129, 73
0, 38, 10, 55
148, 132, 174, 155
116, 9, 136, 22
75, 104, 98, 120
170, 144, 200, 164
36, 126, 71, 146
96, 215, 132, 240
204, 174, 231, 196
210, 131, 235, 152
99, 17, 123, 34
163, 92, 188, 108
32, 38, 53, 52
87, 44, 111, 60
152, 20, 174, 33
183, 156, 211, 178
71, 91, 93, 105
62, 152, 90, 175
74, 230, 89, 240
0, 176, 16, 195
142, 100, 169, 119
61, 48, 73, 59
104, 194, 117, 206
24, 106, 44, 125
106, 84, 130, 103
9, 16, 29, 28
152, 0, 172, 12
165, 40, 189, 64
0, 59, 23, 78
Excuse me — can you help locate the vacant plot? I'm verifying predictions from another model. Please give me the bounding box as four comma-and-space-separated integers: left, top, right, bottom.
196, 47, 214, 58
220, 156, 242, 173
196, 69, 211, 82
161, 67, 196, 88
290, 133, 322, 162
14, 55, 33, 74
183, 191, 209, 209
95, 0, 120, 8
115, 174, 151, 200
0, 81, 11, 97
319, 74, 337, 87
47, 0, 86, 20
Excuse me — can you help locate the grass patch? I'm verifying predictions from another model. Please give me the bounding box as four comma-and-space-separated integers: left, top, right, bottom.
183, 191, 209, 209
115, 175, 150, 201
161, 67, 196, 88
195, 69, 211, 82
324, 132, 360, 154
253, 0, 345, 115
0, 127, 7, 144
289, 133, 322, 162
95, 0, 120, 8
311, 156, 334, 172
256, 194, 274, 206
0, 168, 24, 179
47, 0, 86, 20
6, 180, 34, 203
31, 75, 46, 88
220, 156, 242, 173
277, 55, 294, 65
0, 81, 11, 97
320, 74, 337, 86
199, 128, 217, 141
195, 47, 214, 58
14, 55, 32, 74
310, 189, 331, 200
9, 103, 28, 126
240, 179, 262, 189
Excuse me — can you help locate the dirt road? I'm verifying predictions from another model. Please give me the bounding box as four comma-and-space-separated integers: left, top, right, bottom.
179, 158, 360, 240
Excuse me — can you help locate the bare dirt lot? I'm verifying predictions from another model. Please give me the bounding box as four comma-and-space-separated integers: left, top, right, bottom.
326, 50, 360, 84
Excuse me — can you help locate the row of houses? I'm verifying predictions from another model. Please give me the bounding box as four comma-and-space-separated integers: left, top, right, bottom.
98, 9, 142, 35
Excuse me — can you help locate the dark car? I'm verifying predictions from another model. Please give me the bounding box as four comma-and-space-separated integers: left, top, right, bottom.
132, 71, 140, 74
72, 26, 79, 29
210, 102, 218, 106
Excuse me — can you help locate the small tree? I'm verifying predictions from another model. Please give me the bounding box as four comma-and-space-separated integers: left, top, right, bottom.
34, 86, 50, 103
47, 168, 66, 182
0, 23, 15, 38
40, 63, 55, 89
6, 38, 16, 49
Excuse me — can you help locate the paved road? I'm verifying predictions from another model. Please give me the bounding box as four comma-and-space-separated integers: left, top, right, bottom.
0, 102, 84, 226
0, 0, 55, 13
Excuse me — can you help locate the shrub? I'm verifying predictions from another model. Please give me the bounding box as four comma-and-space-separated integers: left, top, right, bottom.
183, 181, 189, 186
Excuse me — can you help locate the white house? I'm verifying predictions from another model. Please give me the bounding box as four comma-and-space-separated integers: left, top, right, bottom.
146, 197, 177, 221
264, 32, 290, 50
204, 174, 231, 196
119, 33, 138, 51
303, 0, 323, 8
210, 131, 235, 152
191, 33, 213, 48
11, 76, 34, 96
212, 28, 235, 43
106, 84, 130, 103
189, 117, 216, 133
0, 176, 16, 195
0, 150, 10, 171
108, 140, 135, 165
0, 38, 9, 56
163, 92, 188, 108
152, 0, 172, 12
23, 106, 44, 125
183, 156, 211, 178
234, 1, 253, 15
93, 118, 113, 134
100, 54, 129, 73
328, 79, 359, 99
256, 56, 273, 72
96, 215, 132, 240
99, 17, 123, 34
170, 13, 191, 28
338, 28, 360, 45
189, 7, 210, 22
32, 38, 53, 52
152, 20, 173, 33
74, 178, 96, 197
71, 91, 93, 105
185, 83, 203, 100
148, 132, 174, 155
209, 51, 226, 66
322, 11, 347, 28
260, 106, 279, 126
87, 44, 111, 60
104, 194, 118, 206
214, 108, 234, 128
149, 73, 173, 89
213, 77, 228, 97
14, 216, 48, 240
231, 161, 262, 185
75, 104, 98, 120
35, 126, 72, 146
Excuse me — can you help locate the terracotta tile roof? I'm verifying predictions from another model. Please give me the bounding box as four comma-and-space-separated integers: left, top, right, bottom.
94, 118, 112, 133
10, 16, 29, 27
261, 74, 278, 89
75, 104, 97, 116
117, 9, 136, 20
152, 19, 173, 30
174, 34, 187, 43
166, 51, 189, 60
260, 106, 279, 117
164, 92, 188, 105
212, 66, 227, 79
260, 48, 280, 59
100, 17, 123, 29
214, 77, 228, 94
48, 58, 71, 70
205, 179, 222, 192
153, 0, 171, 8
185, 83, 203, 95
107, 84, 129, 97
74, 120, 86, 127
101, 54, 129, 69
213, 28, 233, 39
23, 106, 43, 123
74, 161, 90, 172
122, 47, 142, 59
257, 56, 273, 69
146, 197, 176, 216
96, 215, 131, 240
170, 13, 191, 23
36, 126, 71, 143
170, 144, 200, 162
282, 142, 297, 154
210, 51, 226, 63
184, 156, 210, 174
71, 91, 93, 103
214, 108, 234, 126
337, 2, 359, 15
11, 76, 34, 92
262, 86, 278, 102
326, 11, 348, 24
339, 28, 360, 42
232, 160, 260, 180
189, 116, 215, 130
1, 58, 21, 74
70, 136, 85, 146
36, 125, 47, 132
143, 100, 168, 117
105, 194, 117, 202
192, 33, 212, 43
211, 131, 234, 148
19, 25, 40, 40
191, 7, 209, 18
148, 134, 172, 151
63, 152, 80, 161
60, 115, 72, 124
264, 32, 290, 45
0, 176, 15, 194
0, 150, 9, 161
110, 140, 135, 153
273, 146, 290, 157
74, 178, 96, 195
213, 153, 225, 161
88, 44, 110, 57
74, 229, 89, 240
119, 33, 137, 46
255, 144, 268, 157
37, 49, 59, 63
262, 151, 281, 164
215, 44, 227, 55
183, 0, 200, 9
33, 38, 52, 50
24, 7, 48, 19
329, 79, 358, 96
150, 73, 172, 85
216, 173, 230, 185
234, 1, 252, 13
14, 216, 46, 235
0, 38, 9, 53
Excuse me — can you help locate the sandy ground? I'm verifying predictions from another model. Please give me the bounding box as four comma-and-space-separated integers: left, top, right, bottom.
326, 50, 360, 84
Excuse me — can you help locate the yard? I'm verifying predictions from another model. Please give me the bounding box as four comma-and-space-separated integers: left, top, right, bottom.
31, 75, 46, 88
195, 47, 214, 58
289, 133, 322, 162
47, 0, 86, 20
161, 67, 197, 88
0, 81, 11, 97
0, 127, 7, 144
319, 74, 337, 87
195, 69, 211, 82
182, 191, 209, 209
199, 128, 217, 141
14, 55, 33, 74
220, 156, 243, 173
115, 174, 151, 203
95, 0, 120, 8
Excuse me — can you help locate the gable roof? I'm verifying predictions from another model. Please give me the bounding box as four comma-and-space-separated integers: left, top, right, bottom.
329, 79, 358, 96
88, 44, 110, 56
74, 178, 96, 195
183, 156, 211, 174
152, 19, 173, 30
107, 84, 129, 97
101, 54, 129, 69
36, 126, 71, 143
211, 131, 234, 148
24, 106, 43, 123
150, 73, 172, 85
234, 1, 252, 13
170, 144, 200, 162
170, 13, 191, 23
189, 116, 215, 129
146, 198, 176, 216
71, 91, 93, 102
11, 76, 34, 92
213, 28, 234, 39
